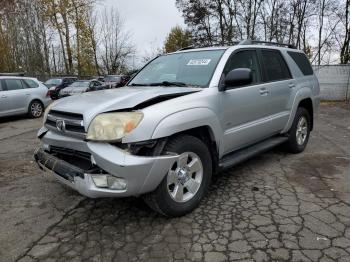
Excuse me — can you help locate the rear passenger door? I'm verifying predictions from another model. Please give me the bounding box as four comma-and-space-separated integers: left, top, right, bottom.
1, 79, 28, 114
257, 49, 294, 131
0, 81, 9, 116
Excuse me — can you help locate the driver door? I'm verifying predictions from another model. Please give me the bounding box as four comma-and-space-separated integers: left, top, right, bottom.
219, 49, 274, 154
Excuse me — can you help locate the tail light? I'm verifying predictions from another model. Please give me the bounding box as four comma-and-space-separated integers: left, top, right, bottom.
46, 90, 51, 97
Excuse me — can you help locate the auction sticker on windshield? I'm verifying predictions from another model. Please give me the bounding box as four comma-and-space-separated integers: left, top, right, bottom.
187, 59, 211, 66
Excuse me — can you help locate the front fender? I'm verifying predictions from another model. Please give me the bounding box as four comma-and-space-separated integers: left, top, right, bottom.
282, 87, 313, 133
151, 107, 223, 151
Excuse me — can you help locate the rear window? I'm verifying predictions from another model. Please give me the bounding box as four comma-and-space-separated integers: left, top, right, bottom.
261, 50, 291, 82
4, 79, 24, 90
287, 51, 313, 76
23, 79, 39, 88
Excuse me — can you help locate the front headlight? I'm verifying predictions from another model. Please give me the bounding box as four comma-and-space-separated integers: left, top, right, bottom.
86, 112, 143, 141
43, 102, 55, 122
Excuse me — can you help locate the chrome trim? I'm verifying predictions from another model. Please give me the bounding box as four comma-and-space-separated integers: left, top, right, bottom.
45, 113, 86, 139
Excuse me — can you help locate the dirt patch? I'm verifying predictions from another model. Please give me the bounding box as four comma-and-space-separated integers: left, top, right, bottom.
321, 101, 350, 111
287, 153, 350, 195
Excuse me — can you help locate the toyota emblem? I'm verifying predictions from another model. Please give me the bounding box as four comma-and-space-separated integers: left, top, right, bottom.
56, 119, 66, 132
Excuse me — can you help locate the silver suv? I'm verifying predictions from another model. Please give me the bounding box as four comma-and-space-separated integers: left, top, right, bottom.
0, 76, 51, 118
34, 41, 320, 217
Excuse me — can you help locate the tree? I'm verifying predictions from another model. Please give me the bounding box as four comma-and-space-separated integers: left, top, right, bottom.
99, 7, 134, 74
340, 0, 350, 63
164, 26, 192, 53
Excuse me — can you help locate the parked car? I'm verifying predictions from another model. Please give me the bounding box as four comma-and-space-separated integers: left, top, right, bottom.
0, 76, 51, 118
59, 80, 105, 97
44, 77, 77, 100
34, 40, 320, 217
104, 75, 130, 88
97, 76, 105, 82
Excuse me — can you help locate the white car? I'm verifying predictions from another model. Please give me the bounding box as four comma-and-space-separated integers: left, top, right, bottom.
0, 76, 51, 118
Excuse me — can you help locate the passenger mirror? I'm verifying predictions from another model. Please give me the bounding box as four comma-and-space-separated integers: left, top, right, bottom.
222, 68, 252, 91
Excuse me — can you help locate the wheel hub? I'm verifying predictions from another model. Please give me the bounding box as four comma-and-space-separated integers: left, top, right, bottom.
177, 168, 190, 184
166, 152, 203, 203
296, 116, 308, 145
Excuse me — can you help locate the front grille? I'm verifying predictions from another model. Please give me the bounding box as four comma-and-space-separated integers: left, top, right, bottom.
45, 110, 86, 137
49, 110, 83, 121
50, 146, 91, 160
49, 146, 92, 170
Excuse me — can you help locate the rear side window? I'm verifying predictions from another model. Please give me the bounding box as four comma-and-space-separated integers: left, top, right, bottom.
261, 50, 291, 82
23, 79, 39, 88
4, 79, 24, 90
287, 51, 313, 76
0, 81, 2, 91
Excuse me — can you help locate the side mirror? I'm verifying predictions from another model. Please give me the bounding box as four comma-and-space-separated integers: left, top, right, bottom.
221, 68, 252, 91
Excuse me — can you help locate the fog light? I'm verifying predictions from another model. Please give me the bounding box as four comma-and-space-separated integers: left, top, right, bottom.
91, 174, 127, 190
91, 175, 108, 188
107, 176, 127, 190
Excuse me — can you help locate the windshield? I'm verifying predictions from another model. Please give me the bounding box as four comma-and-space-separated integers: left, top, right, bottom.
45, 79, 62, 85
69, 81, 90, 88
129, 50, 225, 87
105, 76, 121, 82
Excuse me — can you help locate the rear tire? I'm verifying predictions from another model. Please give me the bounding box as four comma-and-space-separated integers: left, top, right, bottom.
285, 107, 311, 154
28, 100, 44, 118
143, 135, 212, 217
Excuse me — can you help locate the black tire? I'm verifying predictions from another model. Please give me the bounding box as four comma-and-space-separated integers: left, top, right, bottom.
143, 135, 212, 217
28, 100, 44, 118
285, 107, 311, 154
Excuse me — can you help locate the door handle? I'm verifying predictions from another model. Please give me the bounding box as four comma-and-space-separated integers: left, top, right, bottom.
259, 88, 269, 96
1, 95, 7, 98
288, 83, 296, 88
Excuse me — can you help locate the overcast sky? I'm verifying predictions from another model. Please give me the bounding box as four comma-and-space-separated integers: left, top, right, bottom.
100, 0, 185, 56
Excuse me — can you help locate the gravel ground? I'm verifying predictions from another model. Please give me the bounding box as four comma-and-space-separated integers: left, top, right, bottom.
0, 103, 350, 262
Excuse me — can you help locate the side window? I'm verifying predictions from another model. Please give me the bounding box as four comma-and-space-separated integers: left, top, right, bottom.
23, 79, 39, 88
95, 81, 101, 86
261, 50, 291, 82
223, 50, 261, 84
0, 81, 3, 91
287, 51, 313, 76
4, 79, 24, 91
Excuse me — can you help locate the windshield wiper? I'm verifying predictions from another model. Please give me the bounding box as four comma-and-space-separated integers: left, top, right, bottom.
129, 83, 150, 86
149, 81, 188, 87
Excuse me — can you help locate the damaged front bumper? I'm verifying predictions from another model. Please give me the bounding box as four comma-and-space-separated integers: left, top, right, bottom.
34, 130, 178, 198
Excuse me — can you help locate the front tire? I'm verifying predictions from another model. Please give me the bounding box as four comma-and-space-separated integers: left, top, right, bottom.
144, 135, 212, 217
285, 107, 311, 154
28, 100, 44, 118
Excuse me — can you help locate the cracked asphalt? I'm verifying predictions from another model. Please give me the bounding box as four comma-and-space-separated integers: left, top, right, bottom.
1, 103, 350, 262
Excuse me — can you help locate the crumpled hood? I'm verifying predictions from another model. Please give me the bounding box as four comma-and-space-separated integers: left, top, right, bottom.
52, 86, 201, 123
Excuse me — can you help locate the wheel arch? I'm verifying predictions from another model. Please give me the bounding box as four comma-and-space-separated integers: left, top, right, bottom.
282, 88, 314, 133
298, 98, 313, 130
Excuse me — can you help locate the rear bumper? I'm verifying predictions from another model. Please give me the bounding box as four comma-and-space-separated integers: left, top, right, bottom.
34, 131, 178, 198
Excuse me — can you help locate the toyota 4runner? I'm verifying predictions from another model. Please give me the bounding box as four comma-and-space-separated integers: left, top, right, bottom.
34, 40, 320, 217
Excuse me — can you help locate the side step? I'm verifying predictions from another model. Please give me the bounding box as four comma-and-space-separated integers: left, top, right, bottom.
219, 136, 288, 170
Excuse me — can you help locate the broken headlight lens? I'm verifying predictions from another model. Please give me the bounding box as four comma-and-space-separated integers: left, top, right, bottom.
86, 112, 143, 141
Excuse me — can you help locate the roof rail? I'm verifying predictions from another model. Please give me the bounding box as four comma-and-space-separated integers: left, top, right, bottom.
239, 39, 296, 49
0, 72, 26, 76
177, 46, 196, 51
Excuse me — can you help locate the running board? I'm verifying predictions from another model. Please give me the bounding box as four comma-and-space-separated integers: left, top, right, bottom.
219, 136, 288, 170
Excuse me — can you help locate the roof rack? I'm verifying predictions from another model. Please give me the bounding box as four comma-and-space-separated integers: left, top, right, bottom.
239, 39, 296, 49
175, 39, 297, 52
0, 72, 25, 76
177, 46, 196, 51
